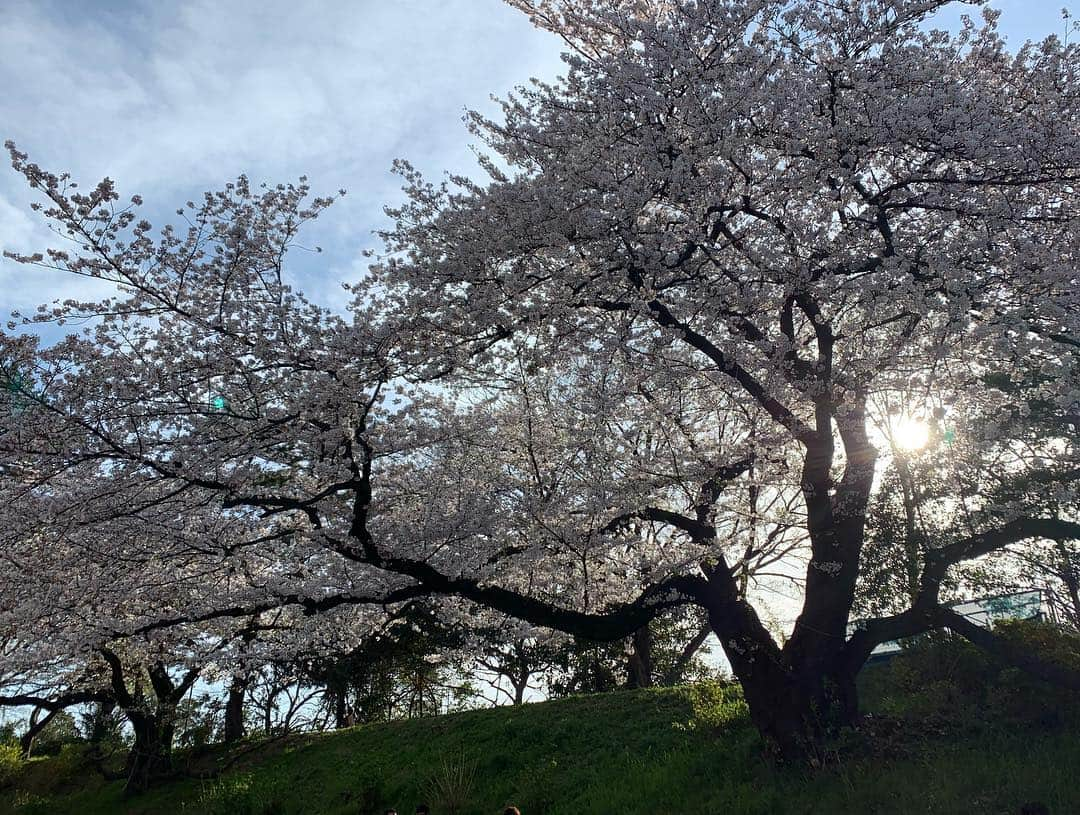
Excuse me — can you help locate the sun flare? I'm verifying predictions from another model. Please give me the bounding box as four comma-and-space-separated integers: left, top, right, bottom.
892, 416, 929, 451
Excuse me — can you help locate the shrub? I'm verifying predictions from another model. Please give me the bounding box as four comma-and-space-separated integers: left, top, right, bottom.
0, 742, 23, 788
993, 619, 1080, 670
30, 711, 82, 757
869, 620, 1080, 731
682, 679, 749, 733
182, 773, 286, 815
6, 790, 55, 815
984, 620, 1080, 727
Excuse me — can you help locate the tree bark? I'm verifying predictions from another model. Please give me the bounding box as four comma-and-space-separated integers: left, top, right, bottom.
701, 568, 829, 763
626, 624, 654, 689
98, 650, 200, 795
223, 674, 248, 744
125, 711, 176, 795
333, 688, 355, 729
512, 666, 529, 705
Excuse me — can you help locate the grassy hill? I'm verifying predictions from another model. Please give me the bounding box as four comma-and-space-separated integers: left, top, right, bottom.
3, 643, 1079, 814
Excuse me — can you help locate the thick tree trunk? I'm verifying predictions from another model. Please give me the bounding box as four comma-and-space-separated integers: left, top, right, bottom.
86, 700, 117, 747
702, 568, 851, 764
99, 652, 200, 796
85, 701, 125, 781
731, 659, 862, 763
124, 712, 176, 795
223, 675, 248, 744
827, 665, 862, 729
744, 675, 823, 763
732, 413, 877, 762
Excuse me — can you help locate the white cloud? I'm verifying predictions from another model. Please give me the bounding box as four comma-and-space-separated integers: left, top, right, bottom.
0, 0, 565, 313
1, 0, 564, 187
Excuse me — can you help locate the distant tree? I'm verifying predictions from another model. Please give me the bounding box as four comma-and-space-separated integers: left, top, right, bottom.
304, 601, 471, 726
79, 701, 128, 767
243, 662, 323, 736
0, 660, 111, 760
545, 607, 718, 696
28, 710, 81, 756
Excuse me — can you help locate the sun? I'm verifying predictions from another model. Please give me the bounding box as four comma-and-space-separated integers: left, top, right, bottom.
891, 416, 929, 451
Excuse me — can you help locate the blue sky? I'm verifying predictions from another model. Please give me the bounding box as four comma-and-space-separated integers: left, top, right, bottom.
0, 0, 1071, 318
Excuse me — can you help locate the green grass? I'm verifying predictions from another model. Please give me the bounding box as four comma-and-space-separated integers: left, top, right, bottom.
2, 677, 1076, 815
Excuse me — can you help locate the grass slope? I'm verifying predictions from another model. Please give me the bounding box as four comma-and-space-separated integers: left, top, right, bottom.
3, 675, 1077, 815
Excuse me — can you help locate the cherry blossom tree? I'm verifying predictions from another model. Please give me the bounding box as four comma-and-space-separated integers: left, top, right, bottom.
366, 0, 1080, 759
2, 0, 1080, 768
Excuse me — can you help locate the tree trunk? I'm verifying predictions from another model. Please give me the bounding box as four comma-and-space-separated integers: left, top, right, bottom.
125, 712, 175, 795
333, 688, 355, 729
703, 573, 843, 764
1057, 541, 1080, 628
626, 624, 654, 688
19, 706, 57, 759
99, 653, 199, 795
749, 680, 821, 762
512, 668, 529, 705
223, 675, 248, 744
827, 664, 862, 730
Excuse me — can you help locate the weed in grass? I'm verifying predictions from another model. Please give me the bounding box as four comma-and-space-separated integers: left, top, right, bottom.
181, 772, 286, 815
420, 750, 476, 815
676, 679, 748, 734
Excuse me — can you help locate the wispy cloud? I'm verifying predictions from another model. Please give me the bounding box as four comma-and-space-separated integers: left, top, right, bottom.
0, 0, 565, 312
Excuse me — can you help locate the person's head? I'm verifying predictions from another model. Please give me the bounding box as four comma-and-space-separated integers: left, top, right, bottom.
415, 806, 430, 815
384, 810, 398, 815
1020, 804, 1049, 815
504, 807, 521, 815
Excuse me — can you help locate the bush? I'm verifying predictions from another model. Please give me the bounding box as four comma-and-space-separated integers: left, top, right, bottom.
182, 773, 286, 815
29, 711, 82, 757
985, 620, 1080, 727
993, 618, 1080, 669
869, 620, 1080, 731
6, 790, 55, 815
0, 742, 23, 788
682, 679, 749, 733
